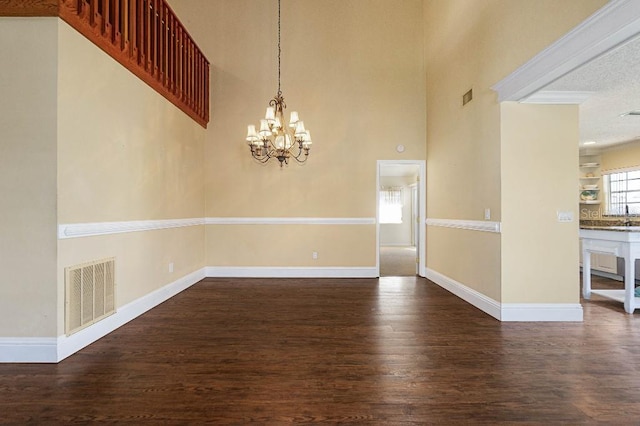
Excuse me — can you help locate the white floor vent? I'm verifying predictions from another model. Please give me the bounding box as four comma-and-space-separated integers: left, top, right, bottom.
65, 257, 116, 335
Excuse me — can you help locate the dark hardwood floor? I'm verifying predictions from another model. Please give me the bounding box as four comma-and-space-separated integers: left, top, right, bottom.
1, 275, 640, 424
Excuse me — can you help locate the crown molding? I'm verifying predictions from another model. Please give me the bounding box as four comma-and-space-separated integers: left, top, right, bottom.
492, 0, 640, 102
521, 90, 594, 105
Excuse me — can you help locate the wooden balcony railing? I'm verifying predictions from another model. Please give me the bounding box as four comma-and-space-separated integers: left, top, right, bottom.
0, 0, 210, 128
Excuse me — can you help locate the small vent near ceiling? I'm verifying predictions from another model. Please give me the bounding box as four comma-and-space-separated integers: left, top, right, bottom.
463, 89, 473, 106
65, 258, 116, 335
621, 110, 640, 116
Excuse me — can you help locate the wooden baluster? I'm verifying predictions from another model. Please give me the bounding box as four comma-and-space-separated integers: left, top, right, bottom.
138, 0, 145, 66
158, 0, 162, 79
145, 0, 151, 72
173, 22, 178, 95
163, 3, 168, 87
157, 0, 162, 81
203, 58, 207, 118
196, 52, 202, 115
113, 0, 120, 47
174, 24, 179, 96
152, 0, 158, 78
187, 39, 191, 106
182, 27, 186, 100
190, 41, 195, 107
173, 18, 178, 95
78, 0, 88, 20
89, 0, 97, 27
200, 55, 204, 118
204, 60, 210, 122
176, 25, 184, 99
192, 42, 196, 110
195, 53, 200, 115
103, 0, 110, 38
201, 56, 205, 117
168, 12, 173, 93
183, 34, 187, 102
129, 0, 136, 61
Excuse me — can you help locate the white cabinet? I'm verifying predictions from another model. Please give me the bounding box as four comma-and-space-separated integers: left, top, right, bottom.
593, 253, 617, 274
579, 240, 618, 274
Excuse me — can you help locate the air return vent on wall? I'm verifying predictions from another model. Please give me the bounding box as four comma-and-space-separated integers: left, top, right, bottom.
65, 258, 116, 335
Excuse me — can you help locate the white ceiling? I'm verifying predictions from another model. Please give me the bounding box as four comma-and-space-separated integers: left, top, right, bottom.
540, 33, 640, 149
380, 164, 419, 178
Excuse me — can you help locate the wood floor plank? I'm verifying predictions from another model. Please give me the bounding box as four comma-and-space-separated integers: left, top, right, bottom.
1, 275, 640, 423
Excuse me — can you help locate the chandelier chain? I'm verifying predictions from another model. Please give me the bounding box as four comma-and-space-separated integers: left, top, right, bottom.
277, 0, 282, 97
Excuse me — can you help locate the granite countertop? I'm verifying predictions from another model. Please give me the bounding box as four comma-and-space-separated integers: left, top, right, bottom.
580, 225, 640, 232
580, 219, 640, 231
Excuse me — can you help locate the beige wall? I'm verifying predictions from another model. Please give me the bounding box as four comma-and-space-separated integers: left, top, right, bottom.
171, 0, 427, 268
601, 141, 640, 173
501, 103, 579, 304
424, 0, 606, 302
207, 225, 375, 267
0, 18, 206, 338
582, 141, 640, 221
56, 21, 206, 335
0, 18, 59, 337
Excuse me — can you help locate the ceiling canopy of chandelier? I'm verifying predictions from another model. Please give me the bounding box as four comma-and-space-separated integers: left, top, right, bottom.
245, 0, 312, 167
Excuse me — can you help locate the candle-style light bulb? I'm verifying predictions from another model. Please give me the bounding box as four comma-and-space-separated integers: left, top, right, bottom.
289, 111, 299, 127
265, 107, 276, 125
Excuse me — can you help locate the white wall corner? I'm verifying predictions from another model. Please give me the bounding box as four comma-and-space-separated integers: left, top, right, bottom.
500, 303, 583, 322
425, 268, 584, 322
425, 268, 501, 320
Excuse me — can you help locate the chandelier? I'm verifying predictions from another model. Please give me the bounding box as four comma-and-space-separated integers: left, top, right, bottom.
245, 0, 312, 167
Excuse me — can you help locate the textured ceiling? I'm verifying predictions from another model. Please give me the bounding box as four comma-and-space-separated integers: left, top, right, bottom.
543, 33, 640, 148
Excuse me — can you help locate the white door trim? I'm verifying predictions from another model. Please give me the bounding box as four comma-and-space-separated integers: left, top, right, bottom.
377, 160, 427, 277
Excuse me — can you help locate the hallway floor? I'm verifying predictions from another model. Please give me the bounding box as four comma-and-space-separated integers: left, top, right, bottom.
379, 245, 416, 276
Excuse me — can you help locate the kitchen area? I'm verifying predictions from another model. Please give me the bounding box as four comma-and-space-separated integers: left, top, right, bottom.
547, 32, 640, 315
579, 148, 640, 314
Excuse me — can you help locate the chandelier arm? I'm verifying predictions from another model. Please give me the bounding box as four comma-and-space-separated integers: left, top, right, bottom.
290, 152, 309, 164
252, 151, 273, 164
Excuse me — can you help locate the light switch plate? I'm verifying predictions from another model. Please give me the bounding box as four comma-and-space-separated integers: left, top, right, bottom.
557, 211, 574, 222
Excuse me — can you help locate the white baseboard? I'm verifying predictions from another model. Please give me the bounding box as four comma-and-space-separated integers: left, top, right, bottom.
425, 268, 583, 322
206, 266, 378, 278
0, 267, 206, 363
0, 337, 58, 363
501, 303, 583, 322
425, 268, 502, 320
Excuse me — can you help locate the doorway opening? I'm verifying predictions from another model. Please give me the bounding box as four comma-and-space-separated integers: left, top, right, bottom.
377, 160, 426, 277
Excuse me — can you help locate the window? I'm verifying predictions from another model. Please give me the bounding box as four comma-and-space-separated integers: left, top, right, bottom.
379, 188, 403, 224
603, 169, 640, 215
